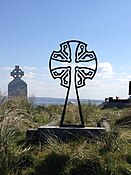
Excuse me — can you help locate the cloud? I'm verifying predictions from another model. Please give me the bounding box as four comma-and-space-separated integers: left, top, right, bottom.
119, 72, 126, 75
1, 62, 130, 99
0, 66, 13, 71
116, 72, 131, 85
22, 66, 37, 79
23, 66, 37, 71
97, 62, 114, 78
120, 65, 126, 70
25, 78, 65, 97
24, 72, 36, 78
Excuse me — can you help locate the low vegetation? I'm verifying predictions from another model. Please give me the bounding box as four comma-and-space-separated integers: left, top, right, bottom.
0, 97, 131, 175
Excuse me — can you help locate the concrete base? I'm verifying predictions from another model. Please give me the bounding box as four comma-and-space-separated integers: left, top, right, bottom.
26, 126, 105, 144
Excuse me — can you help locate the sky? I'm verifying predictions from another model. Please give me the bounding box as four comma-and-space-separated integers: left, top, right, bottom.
0, 0, 131, 100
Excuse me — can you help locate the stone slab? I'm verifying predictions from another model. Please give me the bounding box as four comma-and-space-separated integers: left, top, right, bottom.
26, 126, 105, 144
8, 78, 27, 98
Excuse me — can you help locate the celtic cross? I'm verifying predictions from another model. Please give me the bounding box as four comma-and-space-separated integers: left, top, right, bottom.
49, 40, 97, 127
11, 65, 24, 79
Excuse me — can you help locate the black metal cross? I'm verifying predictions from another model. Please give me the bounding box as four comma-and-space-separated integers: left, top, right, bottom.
49, 40, 97, 127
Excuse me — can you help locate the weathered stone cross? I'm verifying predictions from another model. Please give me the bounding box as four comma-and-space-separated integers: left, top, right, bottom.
11, 65, 24, 79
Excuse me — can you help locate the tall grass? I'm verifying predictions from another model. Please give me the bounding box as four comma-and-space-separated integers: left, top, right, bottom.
0, 97, 34, 175
0, 97, 131, 175
27, 103, 130, 175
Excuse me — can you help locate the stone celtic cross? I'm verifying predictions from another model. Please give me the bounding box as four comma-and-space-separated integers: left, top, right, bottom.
8, 65, 27, 98
11, 65, 24, 79
49, 40, 97, 127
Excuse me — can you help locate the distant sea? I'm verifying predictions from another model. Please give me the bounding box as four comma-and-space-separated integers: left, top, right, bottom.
30, 97, 104, 106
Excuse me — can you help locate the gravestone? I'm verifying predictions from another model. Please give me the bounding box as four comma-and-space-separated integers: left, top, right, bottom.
26, 40, 105, 143
8, 65, 27, 98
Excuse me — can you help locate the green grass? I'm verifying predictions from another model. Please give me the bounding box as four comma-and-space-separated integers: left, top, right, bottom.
0, 97, 131, 175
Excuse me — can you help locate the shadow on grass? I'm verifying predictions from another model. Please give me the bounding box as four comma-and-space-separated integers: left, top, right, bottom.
32, 152, 69, 175
69, 158, 106, 175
